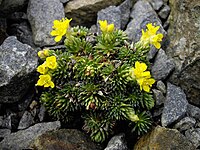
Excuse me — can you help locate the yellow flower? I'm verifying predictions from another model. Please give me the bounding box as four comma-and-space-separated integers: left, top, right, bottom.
129, 61, 155, 92
50, 18, 72, 42
99, 20, 114, 33
38, 49, 49, 59
137, 77, 155, 92
140, 23, 163, 49
37, 62, 48, 74
46, 56, 57, 70
130, 61, 151, 79
36, 74, 55, 88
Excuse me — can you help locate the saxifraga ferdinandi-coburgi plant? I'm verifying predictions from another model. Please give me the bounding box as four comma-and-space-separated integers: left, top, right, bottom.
35, 18, 163, 143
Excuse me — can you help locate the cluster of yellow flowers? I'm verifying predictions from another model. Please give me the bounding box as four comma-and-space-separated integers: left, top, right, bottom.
99, 20, 115, 33
129, 61, 155, 92
50, 18, 72, 42
36, 49, 57, 88
49, 18, 163, 93
140, 23, 163, 49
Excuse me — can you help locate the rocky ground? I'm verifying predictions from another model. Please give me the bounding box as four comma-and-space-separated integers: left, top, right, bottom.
0, 0, 200, 149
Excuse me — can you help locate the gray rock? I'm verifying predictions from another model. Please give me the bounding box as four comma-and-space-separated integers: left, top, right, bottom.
60, 0, 69, 3
0, 17, 7, 45
187, 104, 200, 121
0, 0, 28, 17
7, 12, 27, 21
166, 0, 200, 106
18, 111, 35, 130
148, 0, 164, 11
125, 0, 166, 45
0, 116, 3, 127
18, 92, 34, 112
97, 6, 121, 32
0, 121, 61, 149
38, 105, 46, 122
147, 47, 158, 60
151, 49, 175, 80
64, 0, 124, 27
161, 83, 188, 127
27, 0, 65, 47
0, 36, 38, 103
134, 126, 195, 150
152, 89, 165, 106
118, 0, 133, 30
0, 129, 11, 139
174, 117, 196, 132
30, 129, 102, 150
104, 133, 128, 150
16, 21, 36, 48
1, 113, 18, 130
152, 107, 163, 117
185, 128, 200, 148
156, 80, 166, 94
158, 4, 170, 19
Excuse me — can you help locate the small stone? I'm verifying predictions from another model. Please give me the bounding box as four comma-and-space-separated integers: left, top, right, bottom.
174, 117, 196, 132
0, 121, 61, 149
1, 113, 18, 130
149, 0, 164, 11
187, 104, 200, 121
0, 116, 3, 127
104, 133, 128, 150
38, 105, 46, 122
18, 111, 35, 130
151, 49, 175, 80
152, 107, 163, 117
163, 21, 169, 31
147, 46, 158, 60
60, 0, 69, 3
125, 0, 166, 45
152, 89, 165, 106
118, 0, 133, 30
156, 80, 166, 94
158, 4, 170, 19
161, 83, 188, 127
0, 129, 11, 139
185, 128, 200, 148
134, 126, 195, 150
18, 92, 34, 112
97, 6, 121, 32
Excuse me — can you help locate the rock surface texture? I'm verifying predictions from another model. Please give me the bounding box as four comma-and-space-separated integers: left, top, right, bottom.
64, 0, 124, 26
0, 36, 38, 103
166, 0, 200, 106
161, 83, 188, 127
30, 129, 101, 150
27, 0, 65, 46
125, 0, 166, 44
0, 121, 61, 149
104, 133, 128, 150
134, 126, 195, 150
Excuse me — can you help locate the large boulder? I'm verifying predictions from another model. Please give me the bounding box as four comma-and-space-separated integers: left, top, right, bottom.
166, 0, 200, 106
134, 126, 195, 150
64, 0, 125, 27
30, 129, 101, 150
0, 121, 61, 149
27, 0, 65, 47
0, 36, 38, 103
